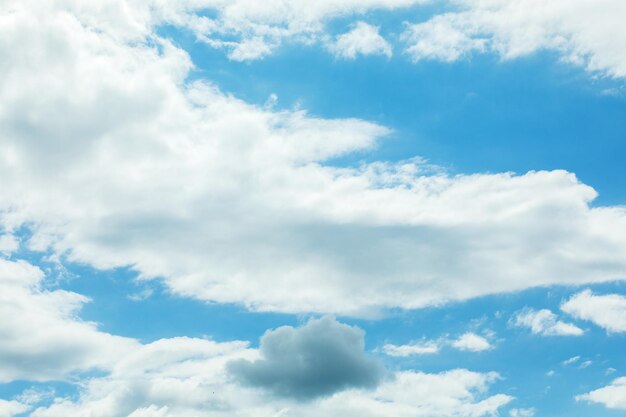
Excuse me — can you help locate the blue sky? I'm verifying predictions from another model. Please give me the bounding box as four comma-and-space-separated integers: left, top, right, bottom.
2, 1, 626, 417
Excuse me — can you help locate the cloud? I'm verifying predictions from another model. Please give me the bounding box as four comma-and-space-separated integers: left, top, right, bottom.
509, 408, 535, 417
561, 289, 626, 333
330, 22, 392, 59
403, 14, 487, 62
29, 324, 512, 417
577, 377, 626, 411
0, 258, 138, 382
402, 0, 626, 78
512, 308, 584, 336
228, 316, 384, 399
562, 355, 580, 366
0, 400, 29, 417
3, 0, 626, 317
158, 0, 423, 61
382, 340, 439, 357
451, 332, 493, 352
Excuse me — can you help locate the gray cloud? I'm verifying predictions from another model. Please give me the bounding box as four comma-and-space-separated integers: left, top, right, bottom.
228, 316, 384, 400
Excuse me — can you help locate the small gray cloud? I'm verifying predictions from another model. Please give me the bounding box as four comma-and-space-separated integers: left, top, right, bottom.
228, 316, 384, 400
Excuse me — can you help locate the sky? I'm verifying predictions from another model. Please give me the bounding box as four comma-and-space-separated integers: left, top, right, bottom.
1, 1, 626, 416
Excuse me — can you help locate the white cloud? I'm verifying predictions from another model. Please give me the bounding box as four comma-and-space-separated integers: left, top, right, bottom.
330, 22, 392, 59
0, 400, 29, 417
0, 258, 138, 382
402, 0, 626, 78
577, 377, 626, 411
561, 289, 626, 333
562, 355, 580, 366
2, 1, 626, 317
451, 332, 492, 352
382, 340, 439, 356
403, 14, 487, 62
0, 233, 18, 253
0, 313, 507, 417
151, 0, 426, 61
30, 334, 512, 417
509, 408, 535, 417
512, 308, 584, 336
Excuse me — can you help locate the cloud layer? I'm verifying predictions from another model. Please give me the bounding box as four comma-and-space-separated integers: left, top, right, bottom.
2, 0, 626, 317
23, 318, 511, 417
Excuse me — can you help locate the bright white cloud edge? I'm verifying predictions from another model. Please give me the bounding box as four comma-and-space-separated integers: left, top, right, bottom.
562, 289, 626, 333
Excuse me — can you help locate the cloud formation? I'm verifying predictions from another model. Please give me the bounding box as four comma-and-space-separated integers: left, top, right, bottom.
0, 258, 138, 382
561, 289, 626, 333
330, 22, 392, 59
228, 316, 384, 399
2, 0, 626, 318
0, 400, 29, 417
382, 340, 439, 357
402, 0, 626, 78
512, 308, 584, 336
26, 321, 511, 417
451, 333, 493, 352
577, 377, 626, 411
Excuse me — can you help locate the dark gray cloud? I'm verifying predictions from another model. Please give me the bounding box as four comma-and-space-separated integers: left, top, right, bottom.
228, 316, 384, 400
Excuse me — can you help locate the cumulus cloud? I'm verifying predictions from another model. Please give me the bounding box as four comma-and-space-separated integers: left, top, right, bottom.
330, 22, 392, 59
0, 400, 30, 417
0, 258, 138, 382
403, 14, 487, 62
228, 316, 384, 399
512, 308, 584, 336
451, 332, 493, 352
577, 377, 626, 411
27, 322, 512, 417
2, 0, 626, 318
402, 0, 626, 78
561, 289, 626, 333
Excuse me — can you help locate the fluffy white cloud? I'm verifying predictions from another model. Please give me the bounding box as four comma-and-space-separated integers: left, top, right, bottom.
403, 0, 626, 77
512, 308, 584, 336
403, 14, 487, 62
330, 22, 392, 59
0, 400, 30, 417
0, 258, 138, 382
577, 377, 626, 411
30, 334, 512, 417
2, 0, 626, 317
561, 289, 626, 333
451, 333, 492, 352
149, 0, 426, 61
382, 340, 439, 357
